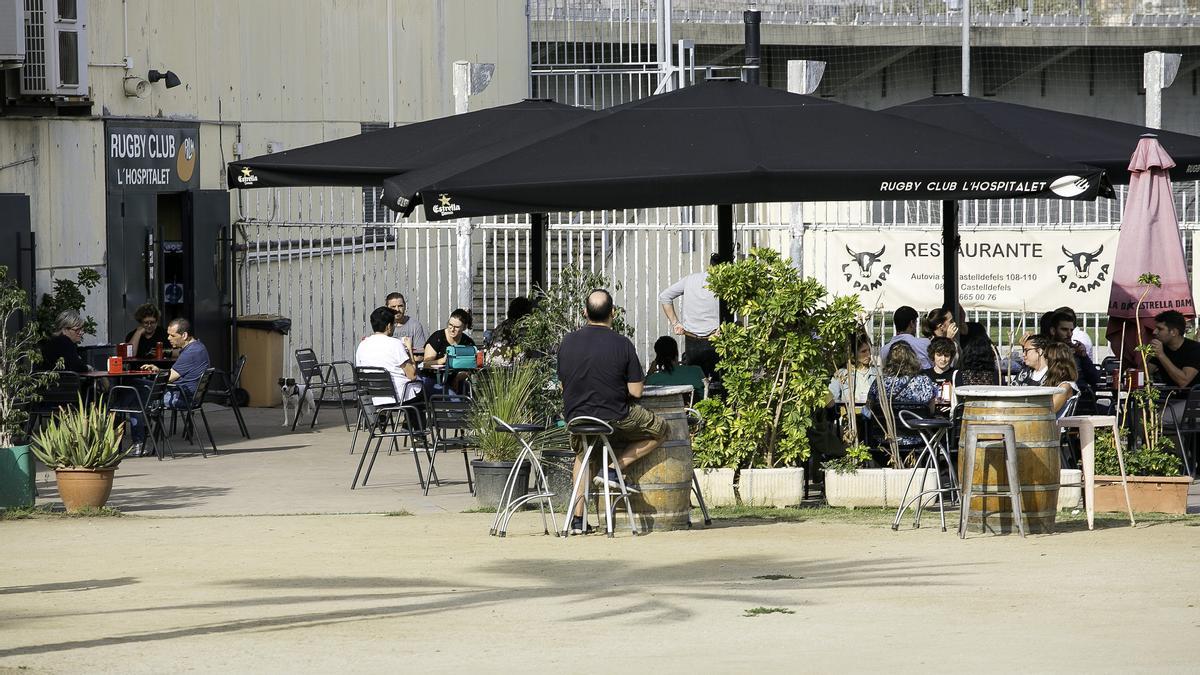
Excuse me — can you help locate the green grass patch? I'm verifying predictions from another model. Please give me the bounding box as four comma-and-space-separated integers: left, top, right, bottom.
702, 505, 896, 525
744, 606, 795, 617
460, 506, 498, 514
383, 510, 413, 517
752, 574, 799, 580
0, 505, 125, 520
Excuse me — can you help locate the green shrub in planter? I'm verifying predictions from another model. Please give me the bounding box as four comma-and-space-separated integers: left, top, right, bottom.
31, 398, 127, 470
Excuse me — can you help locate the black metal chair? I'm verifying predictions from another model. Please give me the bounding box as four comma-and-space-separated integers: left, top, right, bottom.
424, 394, 477, 496
349, 366, 408, 456
205, 354, 250, 439
109, 370, 173, 460
1161, 385, 1200, 476
293, 348, 356, 431
169, 369, 218, 458
25, 371, 82, 436
350, 367, 432, 490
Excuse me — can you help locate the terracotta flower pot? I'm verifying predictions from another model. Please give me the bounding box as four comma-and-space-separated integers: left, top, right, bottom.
55, 468, 116, 512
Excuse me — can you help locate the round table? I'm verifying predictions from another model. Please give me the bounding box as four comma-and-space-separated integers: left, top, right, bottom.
619, 384, 696, 532
956, 385, 1062, 534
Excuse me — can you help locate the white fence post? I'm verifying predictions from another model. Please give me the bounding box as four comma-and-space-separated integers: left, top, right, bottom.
457, 220, 473, 311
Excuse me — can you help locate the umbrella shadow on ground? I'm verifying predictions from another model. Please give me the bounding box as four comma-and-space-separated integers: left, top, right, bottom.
0, 555, 976, 658
0, 577, 138, 596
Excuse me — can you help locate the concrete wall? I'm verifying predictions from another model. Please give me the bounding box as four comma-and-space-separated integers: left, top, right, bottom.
0, 0, 528, 342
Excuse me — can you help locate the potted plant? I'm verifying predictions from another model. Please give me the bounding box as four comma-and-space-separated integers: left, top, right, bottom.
0, 266, 54, 510
469, 361, 568, 509
693, 248, 862, 507
1086, 272, 1192, 515
30, 397, 128, 512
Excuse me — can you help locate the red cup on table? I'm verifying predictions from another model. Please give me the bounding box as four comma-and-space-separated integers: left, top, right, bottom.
107, 356, 123, 374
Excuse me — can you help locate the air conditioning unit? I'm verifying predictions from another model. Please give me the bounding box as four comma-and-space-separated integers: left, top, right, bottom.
0, 0, 23, 69
19, 0, 88, 96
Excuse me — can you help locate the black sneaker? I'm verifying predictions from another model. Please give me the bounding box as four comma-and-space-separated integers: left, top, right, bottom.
569, 517, 594, 535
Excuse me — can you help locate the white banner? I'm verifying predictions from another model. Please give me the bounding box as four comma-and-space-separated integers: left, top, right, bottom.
812, 229, 1120, 312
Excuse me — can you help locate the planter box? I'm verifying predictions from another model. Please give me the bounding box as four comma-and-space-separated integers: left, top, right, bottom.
824, 468, 939, 508
825, 468, 887, 508
739, 468, 805, 508
692, 468, 736, 508
1058, 469, 1082, 511
1093, 475, 1193, 515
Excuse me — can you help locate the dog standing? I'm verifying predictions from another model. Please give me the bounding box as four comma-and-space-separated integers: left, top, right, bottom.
279, 378, 316, 427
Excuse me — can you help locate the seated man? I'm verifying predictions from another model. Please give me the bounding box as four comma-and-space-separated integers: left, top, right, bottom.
880, 306, 932, 370
1046, 309, 1099, 392
356, 306, 423, 406
1148, 310, 1200, 389
129, 318, 211, 456
558, 289, 668, 535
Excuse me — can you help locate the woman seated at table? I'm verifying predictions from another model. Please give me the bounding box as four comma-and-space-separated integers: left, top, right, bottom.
646, 336, 706, 402
1011, 335, 1049, 386
424, 308, 476, 393
952, 334, 1001, 388
828, 333, 876, 410
125, 303, 170, 359
39, 310, 90, 373
868, 342, 937, 456
1042, 341, 1081, 417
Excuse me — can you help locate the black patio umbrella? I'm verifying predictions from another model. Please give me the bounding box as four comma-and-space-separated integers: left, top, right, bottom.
882, 94, 1200, 185
226, 99, 596, 189
384, 79, 1105, 220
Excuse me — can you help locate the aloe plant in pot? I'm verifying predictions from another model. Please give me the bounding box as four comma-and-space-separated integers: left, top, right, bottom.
30, 397, 128, 512
469, 361, 568, 509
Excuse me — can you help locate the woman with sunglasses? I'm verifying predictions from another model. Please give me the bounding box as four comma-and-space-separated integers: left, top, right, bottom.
424, 308, 476, 393
125, 303, 170, 359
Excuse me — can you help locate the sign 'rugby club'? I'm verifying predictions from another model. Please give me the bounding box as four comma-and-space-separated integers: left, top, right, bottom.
105, 124, 200, 192
818, 229, 1123, 313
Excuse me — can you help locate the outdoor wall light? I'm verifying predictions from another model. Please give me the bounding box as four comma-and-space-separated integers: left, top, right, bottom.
122, 76, 148, 98
147, 69, 182, 89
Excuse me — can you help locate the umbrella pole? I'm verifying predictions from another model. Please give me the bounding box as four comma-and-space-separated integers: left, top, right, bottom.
942, 200, 960, 318
718, 204, 734, 323
529, 212, 545, 293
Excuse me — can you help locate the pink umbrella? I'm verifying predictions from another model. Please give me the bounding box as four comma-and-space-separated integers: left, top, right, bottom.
1106, 135, 1196, 366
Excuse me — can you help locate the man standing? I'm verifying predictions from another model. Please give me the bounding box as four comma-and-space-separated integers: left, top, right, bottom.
558, 289, 668, 535
1148, 310, 1200, 388
880, 306, 932, 370
356, 306, 422, 405
131, 318, 211, 456
659, 254, 720, 378
386, 292, 427, 364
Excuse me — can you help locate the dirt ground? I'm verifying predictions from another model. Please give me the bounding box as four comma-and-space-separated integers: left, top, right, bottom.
2, 512, 1198, 673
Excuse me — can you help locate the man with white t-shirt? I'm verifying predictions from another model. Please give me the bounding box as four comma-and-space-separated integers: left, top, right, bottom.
356, 306, 423, 405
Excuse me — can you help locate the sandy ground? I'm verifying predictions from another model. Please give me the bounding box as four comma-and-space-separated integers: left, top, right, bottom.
2, 512, 1198, 674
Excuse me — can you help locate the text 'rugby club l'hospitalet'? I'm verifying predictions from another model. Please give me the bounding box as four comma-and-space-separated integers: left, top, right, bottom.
105, 124, 200, 193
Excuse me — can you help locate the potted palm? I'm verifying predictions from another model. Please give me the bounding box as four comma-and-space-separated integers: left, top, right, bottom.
0, 266, 54, 509
30, 398, 128, 512
469, 361, 568, 509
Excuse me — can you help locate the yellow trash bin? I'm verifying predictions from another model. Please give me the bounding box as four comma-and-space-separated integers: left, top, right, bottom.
236, 314, 291, 407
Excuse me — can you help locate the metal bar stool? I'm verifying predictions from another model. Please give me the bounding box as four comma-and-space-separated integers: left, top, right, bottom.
686, 408, 712, 526
891, 410, 957, 532
563, 416, 639, 538
490, 416, 559, 537
959, 423, 1026, 538
1058, 415, 1136, 530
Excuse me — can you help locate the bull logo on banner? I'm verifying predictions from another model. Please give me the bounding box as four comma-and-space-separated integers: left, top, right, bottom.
842, 245, 891, 292
1056, 245, 1109, 293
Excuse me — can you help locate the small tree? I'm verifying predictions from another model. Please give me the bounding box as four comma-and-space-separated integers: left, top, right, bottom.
0, 266, 54, 447
513, 265, 633, 421
36, 267, 101, 338
694, 248, 862, 468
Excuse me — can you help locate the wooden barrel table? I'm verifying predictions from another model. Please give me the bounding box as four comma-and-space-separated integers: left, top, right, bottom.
956, 386, 1062, 534
619, 384, 695, 532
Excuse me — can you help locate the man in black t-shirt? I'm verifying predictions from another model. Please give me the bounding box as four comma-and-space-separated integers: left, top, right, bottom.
1148, 310, 1200, 386
557, 289, 667, 534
